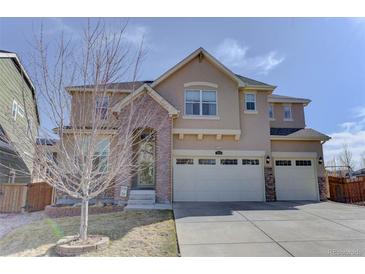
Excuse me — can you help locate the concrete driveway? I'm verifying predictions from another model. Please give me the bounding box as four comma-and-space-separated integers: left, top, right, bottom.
173, 201, 365, 256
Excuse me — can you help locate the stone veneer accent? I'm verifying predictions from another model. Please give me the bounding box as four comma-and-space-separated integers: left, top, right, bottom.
113, 93, 172, 204
318, 176, 327, 201
264, 167, 276, 202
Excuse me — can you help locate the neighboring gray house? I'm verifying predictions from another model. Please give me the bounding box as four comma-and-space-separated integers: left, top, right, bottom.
0, 50, 39, 183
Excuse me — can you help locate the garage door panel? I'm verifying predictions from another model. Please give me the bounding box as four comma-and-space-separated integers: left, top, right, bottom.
274, 159, 318, 201
173, 156, 264, 202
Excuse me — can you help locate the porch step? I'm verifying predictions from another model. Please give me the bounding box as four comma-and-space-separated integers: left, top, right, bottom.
125, 203, 172, 211
128, 191, 155, 200
127, 199, 155, 205
127, 190, 156, 206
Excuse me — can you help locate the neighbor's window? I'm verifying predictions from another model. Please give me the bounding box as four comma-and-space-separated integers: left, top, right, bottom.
198, 159, 216, 165
96, 96, 109, 120
17, 104, 24, 118
244, 93, 256, 111
185, 89, 217, 116
220, 159, 238, 165
27, 118, 33, 136
11, 100, 18, 120
268, 104, 274, 119
242, 159, 259, 165
283, 105, 292, 120
176, 158, 194, 165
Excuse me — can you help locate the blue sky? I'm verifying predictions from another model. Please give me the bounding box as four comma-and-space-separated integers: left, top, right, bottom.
1, 18, 365, 167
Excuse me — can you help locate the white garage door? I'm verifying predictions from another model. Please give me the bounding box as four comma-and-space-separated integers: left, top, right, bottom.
173, 157, 264, 202
274, 159, 318, 201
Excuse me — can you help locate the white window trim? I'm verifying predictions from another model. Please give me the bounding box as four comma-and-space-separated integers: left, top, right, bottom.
11, 100, 18, 121
244, 92, 257, 114
269, 103, 275, 120
184, 89, 218, 118
17, 104, 24, 118
283, 104, 293, 121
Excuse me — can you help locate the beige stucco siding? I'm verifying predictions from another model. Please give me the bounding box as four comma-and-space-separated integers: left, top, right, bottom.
154, 55, 240, 130
270, 103, 306, 128
155, 55, 271, 153
71, 92, 128, 127
271, 140, 324, 176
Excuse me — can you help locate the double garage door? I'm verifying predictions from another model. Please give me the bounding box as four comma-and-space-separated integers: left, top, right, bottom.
173, 154, 319, 202
274, 158, 319, 201
173, 156, 265, 201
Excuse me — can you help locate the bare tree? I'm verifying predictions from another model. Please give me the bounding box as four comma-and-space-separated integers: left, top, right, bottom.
0, 19, 167, 242
361, 152, 365, 169
338, 144, 355, 173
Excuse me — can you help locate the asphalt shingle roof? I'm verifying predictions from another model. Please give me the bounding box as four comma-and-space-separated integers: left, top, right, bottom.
270, 128, 303, 136
235, 74, 273, 87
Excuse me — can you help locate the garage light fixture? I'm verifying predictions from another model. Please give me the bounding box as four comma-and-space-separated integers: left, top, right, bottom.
318, 157, 323, 165
266, 155, 271, 164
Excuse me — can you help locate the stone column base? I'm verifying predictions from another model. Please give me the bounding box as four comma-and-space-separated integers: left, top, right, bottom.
264, 167, 276, 202
318, 176, 328, 201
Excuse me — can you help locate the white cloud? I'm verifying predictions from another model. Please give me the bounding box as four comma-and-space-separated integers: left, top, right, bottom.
214, 38, 284, 75
123, 25, 148, 46
324, 106, 365, 169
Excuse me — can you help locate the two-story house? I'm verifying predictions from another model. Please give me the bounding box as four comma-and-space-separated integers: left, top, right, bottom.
0, 50, 40, 184
64, 47, 330, 207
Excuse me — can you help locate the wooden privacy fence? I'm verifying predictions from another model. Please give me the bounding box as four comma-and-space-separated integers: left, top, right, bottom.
0, 183, 28, 213
328, 176, 365, 203
0, 182, 53, 213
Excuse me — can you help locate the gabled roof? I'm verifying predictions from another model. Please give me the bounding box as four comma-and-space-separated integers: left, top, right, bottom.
66, 81, 153, 94
111, 84, 179, 116
0, 50, 40, 125
269, 94, 311, 106
270, 128, 331, 142
151, 47, 276, 91
235, 74, 275, 89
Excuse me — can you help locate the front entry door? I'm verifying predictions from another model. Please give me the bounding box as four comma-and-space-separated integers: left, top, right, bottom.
137, 140, 155, 189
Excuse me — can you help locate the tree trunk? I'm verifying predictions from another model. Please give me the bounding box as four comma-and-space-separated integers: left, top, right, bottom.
80, 199, 89, 241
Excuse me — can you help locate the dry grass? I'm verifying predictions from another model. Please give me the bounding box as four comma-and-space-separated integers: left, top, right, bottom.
0, 210, 178, 257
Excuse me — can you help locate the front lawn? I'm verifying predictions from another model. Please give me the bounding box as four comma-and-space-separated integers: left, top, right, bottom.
0, 210, 178, 257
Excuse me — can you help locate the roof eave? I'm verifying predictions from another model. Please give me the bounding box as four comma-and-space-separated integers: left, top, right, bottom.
151, 47, 246, 89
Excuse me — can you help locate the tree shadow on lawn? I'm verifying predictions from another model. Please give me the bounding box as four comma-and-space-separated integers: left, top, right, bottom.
0, 210, 177, 257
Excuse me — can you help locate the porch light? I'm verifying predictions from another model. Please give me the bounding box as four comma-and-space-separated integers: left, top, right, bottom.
318, 157, 323, 165
266, 155, 271, 164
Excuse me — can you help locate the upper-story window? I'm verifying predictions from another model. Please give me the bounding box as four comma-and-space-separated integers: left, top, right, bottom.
12, 100, 18, 120
268, 104, 274, 120
11, 99, 25, 121
283, 104, 293, 121
244, 92, 256, 112
96, 96, 109, 120
185, 89, 217, 116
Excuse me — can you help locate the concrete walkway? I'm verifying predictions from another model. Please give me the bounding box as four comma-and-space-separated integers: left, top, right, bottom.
173, 201, 365, 257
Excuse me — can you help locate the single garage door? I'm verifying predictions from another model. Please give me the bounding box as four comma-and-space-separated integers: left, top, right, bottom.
274, 159, 318, 201
173, 156, 264, 201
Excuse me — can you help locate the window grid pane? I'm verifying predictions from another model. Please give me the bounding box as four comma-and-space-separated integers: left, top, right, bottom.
295, 160, 312, 166
242, 159, 259, 165
275, 160, 292, 166
176, 158, 194, 165
198, 159, 216, 165
220, 159, 238, 165
245, 93, 256, 111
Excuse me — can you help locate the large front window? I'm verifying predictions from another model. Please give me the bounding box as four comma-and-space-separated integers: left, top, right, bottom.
76, 136, 110, 173
185, 89, 217, 116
